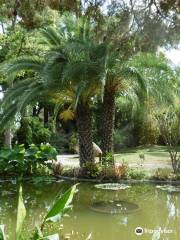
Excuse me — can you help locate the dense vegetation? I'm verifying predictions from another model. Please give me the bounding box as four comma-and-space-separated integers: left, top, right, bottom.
0, 0, 179, 175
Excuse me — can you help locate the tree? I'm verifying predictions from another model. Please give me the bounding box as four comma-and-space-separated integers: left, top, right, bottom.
0, 15, 106, 166
100, 51, 147, 161
156, 108, 180, 173
100, 50, 174, 160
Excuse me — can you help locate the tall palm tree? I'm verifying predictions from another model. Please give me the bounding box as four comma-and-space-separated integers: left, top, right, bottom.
100, 52, 172, 161
0, 15, 106, 166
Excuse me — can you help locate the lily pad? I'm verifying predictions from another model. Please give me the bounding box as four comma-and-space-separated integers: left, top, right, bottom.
90, 200, 139, 214
156, 185, 180, 193
94, 183, 131, 191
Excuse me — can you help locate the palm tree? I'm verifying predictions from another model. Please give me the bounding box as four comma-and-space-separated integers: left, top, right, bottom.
100, 51, 145, 161
0, 15, 106, 166
100, 52, 172, 161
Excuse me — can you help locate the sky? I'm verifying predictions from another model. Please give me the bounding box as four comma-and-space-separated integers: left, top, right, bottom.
165, 49, 180, 66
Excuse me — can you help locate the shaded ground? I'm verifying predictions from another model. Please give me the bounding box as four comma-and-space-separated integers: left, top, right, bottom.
57, 145, 175, 171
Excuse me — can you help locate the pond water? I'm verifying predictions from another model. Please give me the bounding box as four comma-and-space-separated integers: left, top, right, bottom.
0, 179, 180, 240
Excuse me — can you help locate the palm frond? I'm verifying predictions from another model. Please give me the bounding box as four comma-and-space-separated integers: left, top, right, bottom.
40, 27, 63, 46
5, 57, 43, 78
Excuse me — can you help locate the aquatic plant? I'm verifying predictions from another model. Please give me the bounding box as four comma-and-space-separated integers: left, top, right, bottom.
0, 184, 77, 240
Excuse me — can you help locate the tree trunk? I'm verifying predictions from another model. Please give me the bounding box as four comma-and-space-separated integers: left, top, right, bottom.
101, 86, 116, 161
4, 129, 12, 149
44, 107, 49, 126
76, 101, 94, 167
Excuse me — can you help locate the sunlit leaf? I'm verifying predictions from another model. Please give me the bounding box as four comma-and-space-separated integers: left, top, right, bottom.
59, 109, 75, 122
43, 184, 78, 224
16, 186, 26, 240
41, 234, 59, 240
85, 233, 92, 240
0, 225, 6, 240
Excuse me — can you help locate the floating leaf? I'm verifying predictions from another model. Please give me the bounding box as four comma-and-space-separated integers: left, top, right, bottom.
94, 183, 131, 191
156, 185, 180, 193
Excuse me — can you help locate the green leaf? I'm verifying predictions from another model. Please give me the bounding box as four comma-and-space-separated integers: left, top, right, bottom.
32, 226, 43, 240
0, 225, 6, 240
32, 227, 59, 240
16, 186, 26, 240
43, 184, 78, 224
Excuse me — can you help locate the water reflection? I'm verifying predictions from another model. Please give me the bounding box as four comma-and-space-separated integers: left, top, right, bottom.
0, 180, 179, 240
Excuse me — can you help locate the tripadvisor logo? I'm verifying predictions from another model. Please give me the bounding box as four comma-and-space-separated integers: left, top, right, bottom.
135, 227, 144, 235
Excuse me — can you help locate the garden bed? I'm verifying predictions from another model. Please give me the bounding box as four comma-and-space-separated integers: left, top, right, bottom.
55, 175, 180, 184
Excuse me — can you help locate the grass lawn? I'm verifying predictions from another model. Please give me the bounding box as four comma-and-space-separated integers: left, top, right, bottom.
115, 145, 173, 165
58, 145, 180, 172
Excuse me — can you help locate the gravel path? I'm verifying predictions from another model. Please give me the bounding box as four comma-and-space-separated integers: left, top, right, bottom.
56, 154, 172, 170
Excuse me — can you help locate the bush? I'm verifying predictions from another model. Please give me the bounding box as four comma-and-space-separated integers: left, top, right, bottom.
82, 162, 102, 178
16, 117, 52, 146
152, 168, 172, 180
102, 152, 115, 165
0, 143, 57, 176
113, 129, 124, 151
68, 132, 78, 153
126, 168, 146, 180
156, 109, 180, 173
16, 117, 32, 146
50, 131, 69, 153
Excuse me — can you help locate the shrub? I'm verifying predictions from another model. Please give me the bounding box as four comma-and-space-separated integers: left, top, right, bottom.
82, 162, 102, 178
152, 168, 172, 180
102, 152, 115, 166
113, 129, 124, 152
156, 109, 180, 173
0, 143, 57, 176
114, 164, 128, 178
126, 168, 146, 180
50, 131, 69, 153
69, 132, 78, 153
16, 117, 32, 147
16, 117, 52, 146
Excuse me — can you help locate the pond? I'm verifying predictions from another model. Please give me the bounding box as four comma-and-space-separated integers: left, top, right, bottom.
0, 179, 180, 240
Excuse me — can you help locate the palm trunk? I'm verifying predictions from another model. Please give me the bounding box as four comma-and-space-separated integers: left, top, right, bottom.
101, 86, 116, 161
76, 101, 94, 167
44, 107, 49, 126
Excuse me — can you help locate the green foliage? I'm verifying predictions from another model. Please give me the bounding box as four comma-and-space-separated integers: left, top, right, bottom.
42, 184, 77, 225
50, 132, 69, 154
68, 133, 78, 153
31, 117, 52, 144
17, 117, 52, 146
113, 129, 124, 151
0, 143, 57, 176
16, 117, 33, 146
156, 108, 180, 173
82, 163, 102, 178
152, 168, 172, 181
102, 152, 114, 166
0, 15, 107, 131
1, 184, 77, 240
126, 168, 146, 180
0, 225, 6, 240
16, 186, 26, 239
